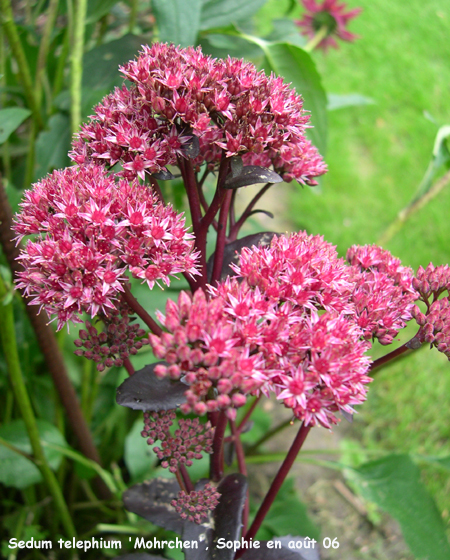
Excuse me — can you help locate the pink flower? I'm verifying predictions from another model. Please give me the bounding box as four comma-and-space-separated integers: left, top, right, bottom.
296, 0, 362, 51
171, 483, 220, 524
70, 43, 327, 186
14, 165, 199, 329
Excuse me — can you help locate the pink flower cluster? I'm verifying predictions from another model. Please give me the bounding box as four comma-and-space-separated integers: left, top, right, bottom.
73, 301, 147, 371
296, 0, 362, 51
347, 245, 418, 345
172, 483, 220, 524
14, 165, 198, 329
70, 43, 326, 185
149, 233, 421, 428
149, 290, 263, 420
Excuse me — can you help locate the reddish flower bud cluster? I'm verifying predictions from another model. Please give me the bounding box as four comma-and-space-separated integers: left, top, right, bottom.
149, 290, 263, 420
152, 418, 214, 473
411, 263, 450, 359
73, 300, 147, 371
142, 409, 176, 444
347, 245, 418, 345
141, 411, 214, 473
413, 263, 450, 301
171, 483, 220, 524
14, 165, 198, 329
296, 0, 362, 51
70, 43, 326, 185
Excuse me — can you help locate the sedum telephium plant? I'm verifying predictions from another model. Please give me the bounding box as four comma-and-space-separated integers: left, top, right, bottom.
12, 43, 450, 557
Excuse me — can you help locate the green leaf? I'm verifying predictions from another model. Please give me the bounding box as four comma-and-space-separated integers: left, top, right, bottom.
260, 479, 320, 541
347, 454, 450, 560
124, 418, 154, 481
327, 93, 375, 111
34, 113, 71, 181
200, 0, 268, 30
0, 420, 68, 489
83, 34, 147, 91
258, 41, 327, 156
153, 0, 202, 47
0, 107, 31, 144
265, 19, 307, 48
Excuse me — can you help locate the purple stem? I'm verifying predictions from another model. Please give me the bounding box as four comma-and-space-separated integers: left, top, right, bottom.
231, 420, 249, 535
122, 284, 162, 336
179, 463, 194, 493
210, 410, 228, 482
240, 422, 311, 547
123, 357, 135, 376
211, 190, 232, 284
229, 183, 273, 241
370, 329, 423, 373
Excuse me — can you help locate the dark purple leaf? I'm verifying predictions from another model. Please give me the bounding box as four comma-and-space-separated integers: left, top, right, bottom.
224, 165, 283, 189
176, 479, 214, 560
152, 169, 176, 180
223, 441, 236, 467
116, 362, 187, 411
181, 134, 200, 158
247, 209, 275, 220
240, 538, 320, 560
207, 232, 278, 282
341, 410, 353, 423
211, 474, 248, 560
123, 478, 185, 533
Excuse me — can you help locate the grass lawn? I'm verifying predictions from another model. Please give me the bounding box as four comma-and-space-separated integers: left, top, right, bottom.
257, 0, 450, 523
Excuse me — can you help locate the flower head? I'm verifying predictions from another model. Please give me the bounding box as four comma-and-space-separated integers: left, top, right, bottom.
171, 483, 220, 524
70, 43, 326, 185
296, 0, 362, 51
14, 165, 199, 329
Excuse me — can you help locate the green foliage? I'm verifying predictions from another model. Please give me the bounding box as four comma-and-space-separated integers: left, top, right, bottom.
153, 0, 202, 47
347, 454, 450, 560
0, 107, 31, 144
0, 419, 68, 489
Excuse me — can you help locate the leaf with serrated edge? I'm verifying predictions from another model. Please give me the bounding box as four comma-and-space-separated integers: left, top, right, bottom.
116, 362, 187, 411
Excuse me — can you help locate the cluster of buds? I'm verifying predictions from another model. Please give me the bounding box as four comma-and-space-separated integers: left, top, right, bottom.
73, 301, 147, 371
413, 299, 450, 359
141, 409, 176, 444
14, 164, 198, 329
141, 411, 214, 473
149, 290, 263, 420
413, 263, 450, 302
152, 418, 214, 473
171, 483, 220, 524
71, 43, 326, 185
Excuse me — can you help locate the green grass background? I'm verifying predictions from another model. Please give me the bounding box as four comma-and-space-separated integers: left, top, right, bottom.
257, 0, 450, 520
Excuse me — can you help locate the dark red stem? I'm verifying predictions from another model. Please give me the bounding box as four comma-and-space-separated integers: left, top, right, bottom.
370, 330, 423, 373
211, 190, 232, 284
122, 284, 162, 336
241, 422, 311, 546
123, 357, 135, 376
237, 396, 261, 433
179, 463, 194, 493
210, 411, 228, 482
229, 183, 273, 241
231, 420, 249, 535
